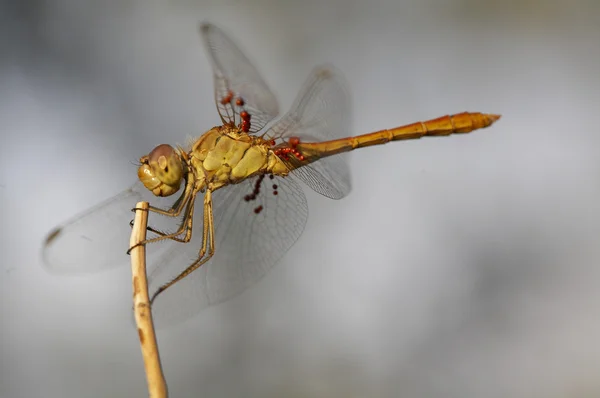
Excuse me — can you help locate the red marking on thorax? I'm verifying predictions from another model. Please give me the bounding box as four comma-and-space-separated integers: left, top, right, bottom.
273, 136, 305, 162
240, 110, 252, 132
220, 90, 234, 105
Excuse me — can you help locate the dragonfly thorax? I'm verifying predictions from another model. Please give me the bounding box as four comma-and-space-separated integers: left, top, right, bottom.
190, 125, 284, 188
137, 144, 185, 197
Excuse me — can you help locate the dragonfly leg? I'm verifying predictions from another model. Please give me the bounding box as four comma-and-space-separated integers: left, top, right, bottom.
126, 189, 198, 254
129, 216, 188, 239
129, 218, 174, 237
150, 189, 215, 304
129, 176, 195, 236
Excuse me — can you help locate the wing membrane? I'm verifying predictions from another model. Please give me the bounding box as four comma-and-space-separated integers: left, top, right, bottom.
266, 65, 352, 199
201, 23, 279, 133
148, 175, 308, 328
42, 182, 184, 274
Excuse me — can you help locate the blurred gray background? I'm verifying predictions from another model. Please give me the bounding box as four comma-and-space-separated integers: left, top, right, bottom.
2, 0, 600, 397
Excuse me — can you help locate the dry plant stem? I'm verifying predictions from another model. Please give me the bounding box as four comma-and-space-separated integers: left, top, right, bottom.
130, 201, 168, 398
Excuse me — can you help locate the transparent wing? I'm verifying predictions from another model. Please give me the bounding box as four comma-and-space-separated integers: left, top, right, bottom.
201, 23, 279, 133
147, 174, 308, 328
266, 65, 352, 199
42, 182, 183, 274
43, 175, 308, 328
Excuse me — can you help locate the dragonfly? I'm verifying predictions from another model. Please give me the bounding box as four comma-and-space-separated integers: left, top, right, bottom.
43, 23, 500, 328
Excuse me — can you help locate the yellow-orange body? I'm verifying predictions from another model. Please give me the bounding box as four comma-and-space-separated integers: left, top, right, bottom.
133, 110, 499, 304
176, 112, 500, 191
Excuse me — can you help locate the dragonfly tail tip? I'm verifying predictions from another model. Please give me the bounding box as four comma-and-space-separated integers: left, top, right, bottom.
488, 114, 502, 123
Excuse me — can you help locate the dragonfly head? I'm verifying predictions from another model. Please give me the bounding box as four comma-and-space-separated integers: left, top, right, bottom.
137, 144, 184, 197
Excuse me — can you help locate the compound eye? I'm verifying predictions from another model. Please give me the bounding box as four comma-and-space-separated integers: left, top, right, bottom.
149, 144, 175, 170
